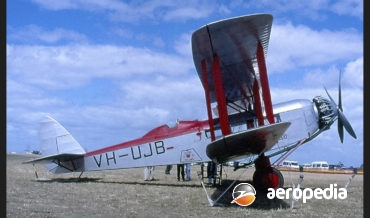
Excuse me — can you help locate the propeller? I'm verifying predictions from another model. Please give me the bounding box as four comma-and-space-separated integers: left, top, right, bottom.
324, 71, 357, 143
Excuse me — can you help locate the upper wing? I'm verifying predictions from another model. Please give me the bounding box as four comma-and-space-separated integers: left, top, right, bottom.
191, 14, 273, 111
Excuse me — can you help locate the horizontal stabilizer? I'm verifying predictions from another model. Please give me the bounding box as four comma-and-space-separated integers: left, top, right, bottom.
207, 122, 291, 163
23, 153, 85, 164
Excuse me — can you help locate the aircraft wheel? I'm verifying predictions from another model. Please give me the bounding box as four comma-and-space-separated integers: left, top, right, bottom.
253, 168, 284, 191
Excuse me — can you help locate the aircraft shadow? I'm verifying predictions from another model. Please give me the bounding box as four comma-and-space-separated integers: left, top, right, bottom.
35, 177, 102, 183
35, 177, 290, 209
209, 179, 290, 209
34, 177, 203, 188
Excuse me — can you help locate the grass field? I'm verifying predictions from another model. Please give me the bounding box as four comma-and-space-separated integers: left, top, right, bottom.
7, 154, 363, 218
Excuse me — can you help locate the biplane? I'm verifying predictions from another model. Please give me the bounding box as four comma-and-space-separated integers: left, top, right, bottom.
24, 14, 356, 194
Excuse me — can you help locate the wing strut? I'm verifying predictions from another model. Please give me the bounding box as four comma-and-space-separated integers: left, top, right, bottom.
253, 79, 264, 126
257, 41, 274, 124
270, 138, 307, 167
202, 60, 216, 141
212, 55, 231, 136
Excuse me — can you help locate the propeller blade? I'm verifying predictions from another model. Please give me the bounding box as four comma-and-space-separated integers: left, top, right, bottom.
338, 110, 357, 140
324, 73, 357, 143
338, 70, 342, 111
324, 86, 337, 108
337, 70, 344, 143
337, 115, 344, 143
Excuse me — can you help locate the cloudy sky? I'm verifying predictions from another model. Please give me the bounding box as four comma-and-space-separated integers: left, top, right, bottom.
7, 0, 363, 167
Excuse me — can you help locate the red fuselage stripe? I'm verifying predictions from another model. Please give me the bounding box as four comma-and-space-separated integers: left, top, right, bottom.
85, 120, 209, 156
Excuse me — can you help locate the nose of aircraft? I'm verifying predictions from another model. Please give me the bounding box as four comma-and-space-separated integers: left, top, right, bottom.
313, 71, 357, 143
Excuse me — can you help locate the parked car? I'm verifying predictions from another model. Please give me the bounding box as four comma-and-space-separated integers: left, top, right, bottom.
281, 160, 299, 169
310, 161, 329, 170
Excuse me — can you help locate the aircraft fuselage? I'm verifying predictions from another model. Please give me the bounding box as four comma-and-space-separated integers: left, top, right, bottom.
71, 98, 322, 173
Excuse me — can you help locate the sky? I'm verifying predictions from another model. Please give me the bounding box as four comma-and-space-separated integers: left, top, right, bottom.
6, 0, 363, 167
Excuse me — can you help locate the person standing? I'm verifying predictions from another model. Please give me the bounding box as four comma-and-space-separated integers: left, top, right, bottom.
177, 164, 185, 181
165, 165, 173, 174
207, 161, 217, 185
185, 163, 191, 181
144, 166, 155, 181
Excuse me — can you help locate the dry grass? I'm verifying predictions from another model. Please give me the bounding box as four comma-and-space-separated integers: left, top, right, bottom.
7, 154, 363, 218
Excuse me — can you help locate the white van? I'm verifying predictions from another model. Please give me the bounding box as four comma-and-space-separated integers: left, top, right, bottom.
281, 160, 299, 169
310, 161, 329, 169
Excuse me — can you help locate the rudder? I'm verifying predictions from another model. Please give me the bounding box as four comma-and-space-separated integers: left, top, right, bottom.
39, 115, 86, 156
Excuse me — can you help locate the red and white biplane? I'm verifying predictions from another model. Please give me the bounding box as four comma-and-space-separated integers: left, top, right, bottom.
25, 13, 356, 197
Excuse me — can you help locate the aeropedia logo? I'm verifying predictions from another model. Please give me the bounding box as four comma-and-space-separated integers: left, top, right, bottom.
267, 183, 347, 203
231, 183, 256, 206
231, 183, 347, 206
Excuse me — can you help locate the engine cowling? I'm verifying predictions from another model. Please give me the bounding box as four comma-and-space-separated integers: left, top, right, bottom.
312, 96, 337, 129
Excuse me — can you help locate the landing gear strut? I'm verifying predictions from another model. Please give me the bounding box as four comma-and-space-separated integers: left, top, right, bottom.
252, 154, 284, 191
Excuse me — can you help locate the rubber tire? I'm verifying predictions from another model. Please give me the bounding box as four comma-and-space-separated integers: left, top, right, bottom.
252, 168, 284, 191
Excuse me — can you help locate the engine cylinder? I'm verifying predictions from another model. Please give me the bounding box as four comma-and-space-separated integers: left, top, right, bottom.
312, 96, 336, 129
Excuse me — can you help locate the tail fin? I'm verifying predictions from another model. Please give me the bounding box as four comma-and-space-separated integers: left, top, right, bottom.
24, 115, 86, 174
39, 115, 85, 156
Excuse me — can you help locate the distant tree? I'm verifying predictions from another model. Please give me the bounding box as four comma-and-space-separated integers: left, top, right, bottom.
337, 161, 344, 168
32, 150, 41, 155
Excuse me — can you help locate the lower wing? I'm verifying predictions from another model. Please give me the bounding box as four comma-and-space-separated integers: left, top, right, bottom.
206, 122, 291, 163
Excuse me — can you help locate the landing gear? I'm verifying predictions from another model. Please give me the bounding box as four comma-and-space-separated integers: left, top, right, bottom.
252, 154, 284, 191
253, 167, 284, 190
